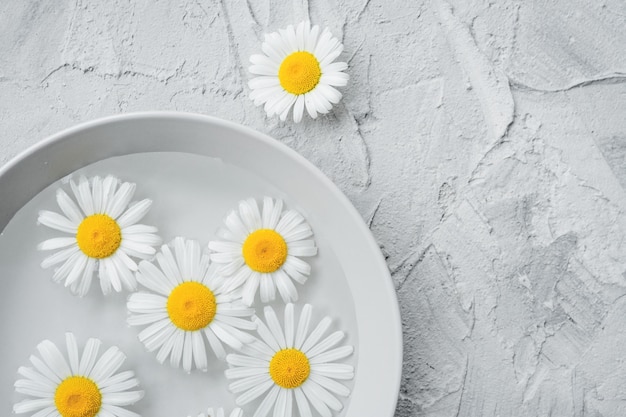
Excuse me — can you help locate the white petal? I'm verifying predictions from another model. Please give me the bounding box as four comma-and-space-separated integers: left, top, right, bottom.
215, 314, 256, 330
79, 338, 102, 376
155, 327, 178, 364
100, 257, 122, 293
284, 304, 295, 347
157, 245, 183, 285
72, 177, 95, 216
260, 274, 276, 303
310, 363, 354, 379
316, 83, 342, 104
117, 199, 152, 228
320, 71, 349, 87
295, 304, 313, 349
296, 21, 306, 51
305, 24, 320, 52
238, 199, 262, 232
108, 182, 136, 219
294, 387, 313, 417
250, 54, 279, 69
234, 379, 273, 405
308, 346, 353, 364
40, 246, 79, 269
305, 331, 344, 358
301, 382, 331, 417
137, 260, 173, 296
253, 385, 280, 417
302, 380, 342, 411
293, 95, 305, 123
321, 61, 348, 73
102, 391, 144, 406
304, 93, 318, 119
127, 312, 168, 326
37, 237, 76, 251
64, 254, 87, 289
226, 354, 268, 368
301, 317, 331, 353
249, 76, 280, 90
29, 356, 61, 384
229, 373, 268, 393
127, 292, 167, 314
91, 176, 103, 213
37, 340, 71, 380
242, 272, 260, 306
182, 331, 193, 373
101, 404, 142, 417
224, 366, 267, 379
65, 333, 80, 375
211, 322, 243, 350
138, 319, 171, 351
89, 346, 125, 381
264, 306, 286, 348
192, 331, 208, 371
308, 373, 350, 396
253, 316, 281, 352
262, 198, 283, 230
13, 399, 53, 414
204, 327, 227, 360
319, 44, 343, 67
123, 224, 158, 234
99, 370, 136, 389
170, 331, 185, 368
249, 64, 277, 76
38, 210, 77, 233
56, 189, 83, 223
17, 366, 56, 388
274, 269, 298, 303
51, 250, 83, 283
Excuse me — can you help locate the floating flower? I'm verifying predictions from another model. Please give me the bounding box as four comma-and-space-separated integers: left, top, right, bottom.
13, 333, 143, 417
187, 407, 243, 417
225, 304, 354, 417
208, 197, 317, 306
248, 21, 349, 123
37, 175, 161, 296
127, 237, 256, 373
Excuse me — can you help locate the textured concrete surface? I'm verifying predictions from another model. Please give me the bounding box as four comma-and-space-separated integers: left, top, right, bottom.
2, 1, 626, 416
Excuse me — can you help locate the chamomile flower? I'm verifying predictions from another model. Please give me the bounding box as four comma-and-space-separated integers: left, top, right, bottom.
127, 237, 256, 373
248, 21, 349, 123
187, 407, 243, 417
13, 333, 143, 417
37, 175, 161, 296
225, 304, 354, 417
208, 197, 317, 306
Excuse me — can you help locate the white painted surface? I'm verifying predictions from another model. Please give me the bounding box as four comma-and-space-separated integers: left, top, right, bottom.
1, 1, 626, 416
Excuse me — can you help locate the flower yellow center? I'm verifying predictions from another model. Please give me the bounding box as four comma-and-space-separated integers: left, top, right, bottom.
76, 214, 122, 259
242, 229, 288, 273
167, 281, 217, 331
278, 51, 321, 95
269, 348, 310, 389
54, 376, 102, 417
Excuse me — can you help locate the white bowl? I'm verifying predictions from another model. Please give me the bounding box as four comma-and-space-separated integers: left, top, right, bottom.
0, 112, 401, 417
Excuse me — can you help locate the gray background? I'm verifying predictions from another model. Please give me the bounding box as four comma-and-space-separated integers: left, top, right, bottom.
2, 1, 626, 416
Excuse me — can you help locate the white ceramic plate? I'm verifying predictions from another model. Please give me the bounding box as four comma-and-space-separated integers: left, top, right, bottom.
0, 112, 401, 417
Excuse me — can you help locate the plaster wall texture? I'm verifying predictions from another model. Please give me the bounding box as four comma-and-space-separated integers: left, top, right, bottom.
2, 1, 626, 416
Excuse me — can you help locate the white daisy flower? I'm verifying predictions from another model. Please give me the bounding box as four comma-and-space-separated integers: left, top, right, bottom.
13, 333, 143, 417
208, 197, 317, 306
127, 237, 257, 373
187, 407, 243, 417
225, 304, 354, 417
248, 20, 349, 123
37, 175, 162, 296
